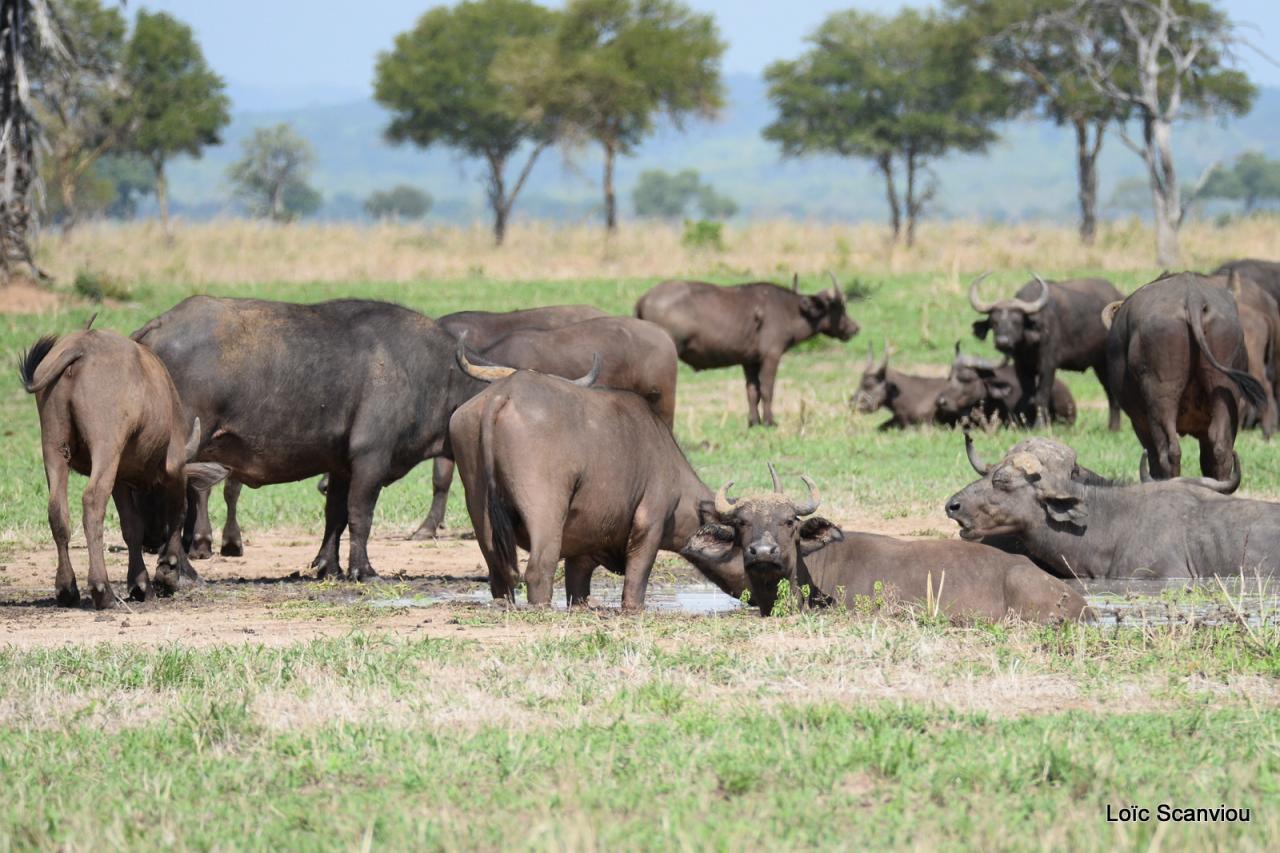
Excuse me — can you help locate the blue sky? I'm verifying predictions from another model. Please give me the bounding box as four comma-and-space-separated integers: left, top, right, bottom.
137, 0, 1280, 110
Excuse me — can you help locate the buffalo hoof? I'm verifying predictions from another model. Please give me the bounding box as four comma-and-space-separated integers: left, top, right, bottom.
220, 539, 243, 558
128, 582, 153, 603
55, 584, 81, 609
188, 538, 213, 560
407, 524, 439, 542
89, 584, 114, 611
350, 566, 381, 583
312, 559, 345, 581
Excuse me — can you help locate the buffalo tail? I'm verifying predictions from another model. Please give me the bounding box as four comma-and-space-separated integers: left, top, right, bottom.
480, 392, 517, 573
1187, 288, 1268, 410
18, 336, 80, 393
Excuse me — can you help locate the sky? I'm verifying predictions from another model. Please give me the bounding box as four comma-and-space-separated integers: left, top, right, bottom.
136, 0, 1280, 111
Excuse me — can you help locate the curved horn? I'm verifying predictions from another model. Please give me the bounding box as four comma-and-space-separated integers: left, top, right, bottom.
792, 272, 799, 293
570, 353, 602, 387
878, 340, 890, 371
1010, 275, 1051, 314
185, 417, 201, 462
1101, 300, 1123, 331
964, 432, 991, 475
967, 271, 996, 313
714, 480, 738, 516
953, 339, 962, 358
864, 342, 875, 370
84, 312, 98, 331
1184, 453, 1242, 494
825, 270, 842, 299
793, 475, 820, 516
1139, 452, 1153, 483
768, 462, 783, 493
456, 331, 516, 383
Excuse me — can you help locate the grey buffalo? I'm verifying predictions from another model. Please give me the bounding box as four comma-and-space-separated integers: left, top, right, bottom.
851, 343, 952, 429
935, 343, 1076, 428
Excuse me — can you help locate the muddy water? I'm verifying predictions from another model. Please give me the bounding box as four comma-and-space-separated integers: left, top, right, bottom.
1081, 577, 1280, 627
368, 576, 745, 615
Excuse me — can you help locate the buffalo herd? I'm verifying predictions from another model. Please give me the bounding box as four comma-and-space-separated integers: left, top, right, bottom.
17, 261, 1280, 620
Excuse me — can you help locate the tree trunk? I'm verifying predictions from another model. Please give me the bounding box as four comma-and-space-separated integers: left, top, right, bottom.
58, 164, 78, 241
154, 157, 172, 240
877, 153, 901, 243
1144, 116, 1181, 267
1074, 118, 1103, 246
905, 150, 918, 248
603, 142, 617, 232
485, 152, 509, 246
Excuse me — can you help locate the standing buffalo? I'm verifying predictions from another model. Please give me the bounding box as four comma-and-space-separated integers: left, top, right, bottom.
1215, 258, 1280, 305
1103, 272, 1267, 480
946, 437, 1280, 579
449, 347, 746, 610
935, 343, 1076, 428
410, 316, 678, 539
19, 325, 227, 609
682, 464, 1089, 622
969, 274, 1122, 429
133, 296, 485, 581
636, 274, 859, 427
1208, 271, 1280, 438
851, 343, 952, 429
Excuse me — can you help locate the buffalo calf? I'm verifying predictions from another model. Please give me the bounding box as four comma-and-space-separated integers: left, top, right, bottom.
851, 343, 952, 429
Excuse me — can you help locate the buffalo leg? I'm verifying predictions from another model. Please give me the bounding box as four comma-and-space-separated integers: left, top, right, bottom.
523, 532, 563, 608
758, 356, 781, 428
154, 479, 201, 594
43, 447, 79, 608
1200, 390, 1238, 480
114, 486, 152, 602
311, 474, 349, 579
1149, 417, 1182, 479
1094, 364, 1122, 432
620, 528, 663, 613
82, 450, 122, 610
221, 479, 244, 556
346, 461, 389, 582
744, 363, 762, 427
565, 555, 597, 607
409, 457, 454, 541
188, 483, 214, 560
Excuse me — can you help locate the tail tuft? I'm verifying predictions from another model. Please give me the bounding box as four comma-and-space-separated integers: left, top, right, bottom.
17, 336, 57, 392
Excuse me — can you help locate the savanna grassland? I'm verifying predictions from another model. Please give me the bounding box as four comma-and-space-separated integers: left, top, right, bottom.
1, 219, 1279, 850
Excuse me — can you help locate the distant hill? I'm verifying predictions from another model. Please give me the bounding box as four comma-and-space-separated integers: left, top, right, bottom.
164, 72, 1280, 225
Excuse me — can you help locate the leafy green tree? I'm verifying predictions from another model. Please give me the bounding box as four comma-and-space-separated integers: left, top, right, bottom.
1198, 152, 1280, 212
697, 185, 737, 220
953, 0, 1125, 245
122, 9, 230, 237
365, 185, 433, 221
633, 168, 735, 220
765, 9, 1013, 246
499, 0, 725, 232
227, 124, 319, 222
96, 152, 156, 219
374, 0, 558, 245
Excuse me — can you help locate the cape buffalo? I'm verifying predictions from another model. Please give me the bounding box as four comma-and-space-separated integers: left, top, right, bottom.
448, 347, 747, 610
946, 437, 1280, 579
851, 343, 952, 429
636, 274, 859, 427
1208, 271, 1280, 438
682, 464, 1089, 622
935, 343, 1076, 428
1215, 258, 1280, 305
409, 316, 678, 539
969, 274, 1122, 429
1102, 272, 1267, 480
19, 325, 228, 609
132, 296, 486, 581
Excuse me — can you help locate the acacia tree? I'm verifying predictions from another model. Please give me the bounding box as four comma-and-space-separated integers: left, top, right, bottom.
955, 0, 1126, 244
765, 9, 1013, 246
228, 123, 318, 222
374, 0, 558, 245
1044, 0, 1254, 265
500, 0, 724, 232
122, 10, 229, 237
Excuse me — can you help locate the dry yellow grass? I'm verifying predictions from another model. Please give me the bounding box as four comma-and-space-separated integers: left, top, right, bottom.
35, 215, 1280, 285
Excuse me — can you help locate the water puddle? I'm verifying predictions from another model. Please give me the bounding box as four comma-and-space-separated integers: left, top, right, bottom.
1081, 577, 1279, 627
367, 578, 744, 615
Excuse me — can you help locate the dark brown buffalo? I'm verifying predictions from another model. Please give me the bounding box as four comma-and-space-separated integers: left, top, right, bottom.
19, 326, 227, 609
969, 274, 1122, 429
408, 314, 673, 540
448, 348, 746, 610
636, 274, 859, 427
935, 343, 1076, 428
851, 343, 952, 429
132, 296, 486, 581
1215, 258, 1280, 305
1207, 271, 1280, 438
682, 464, 1089, 622
946, 437, 1280, 579
1103, 272, 1267, 480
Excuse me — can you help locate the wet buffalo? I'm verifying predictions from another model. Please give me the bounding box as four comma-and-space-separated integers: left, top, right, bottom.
935, 343, 1076, 428
946, 437, 1280, 579
682, 464, 1089, 622
969, 274, 1122, 429
1102, 272, 1267, 480
19, 324, 227, 609
132, 296, 484, 581
636, 274, 859, 427
851, 343, 952, 429
448, 346, 746, 610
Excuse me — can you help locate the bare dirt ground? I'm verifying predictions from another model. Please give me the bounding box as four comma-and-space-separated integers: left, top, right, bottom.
0, 281, 64, 314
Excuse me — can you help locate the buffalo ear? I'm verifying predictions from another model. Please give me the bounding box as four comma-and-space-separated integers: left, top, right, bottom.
972, 319, 991, 340
986, 378, 1016, 401
185, 462, 230, 491
798, 517, 843, 555
1038, 490, 1087, 527
697, 500, 727, 526
681, 523, 737, 564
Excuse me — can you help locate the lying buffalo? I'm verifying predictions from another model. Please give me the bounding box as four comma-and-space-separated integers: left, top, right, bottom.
682, 464, 1089, 622
636, 274, 859, 427
969, 274, 1122, 429
133, 296, 484, 581
851, 343, 952, 429
946, 437, 1280, 579
1208, 271, 1280, 438
1103, 272, 1266, 480
935, 343, 1076, 428
449, 346, 746, 609
19, 324, 227, 608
